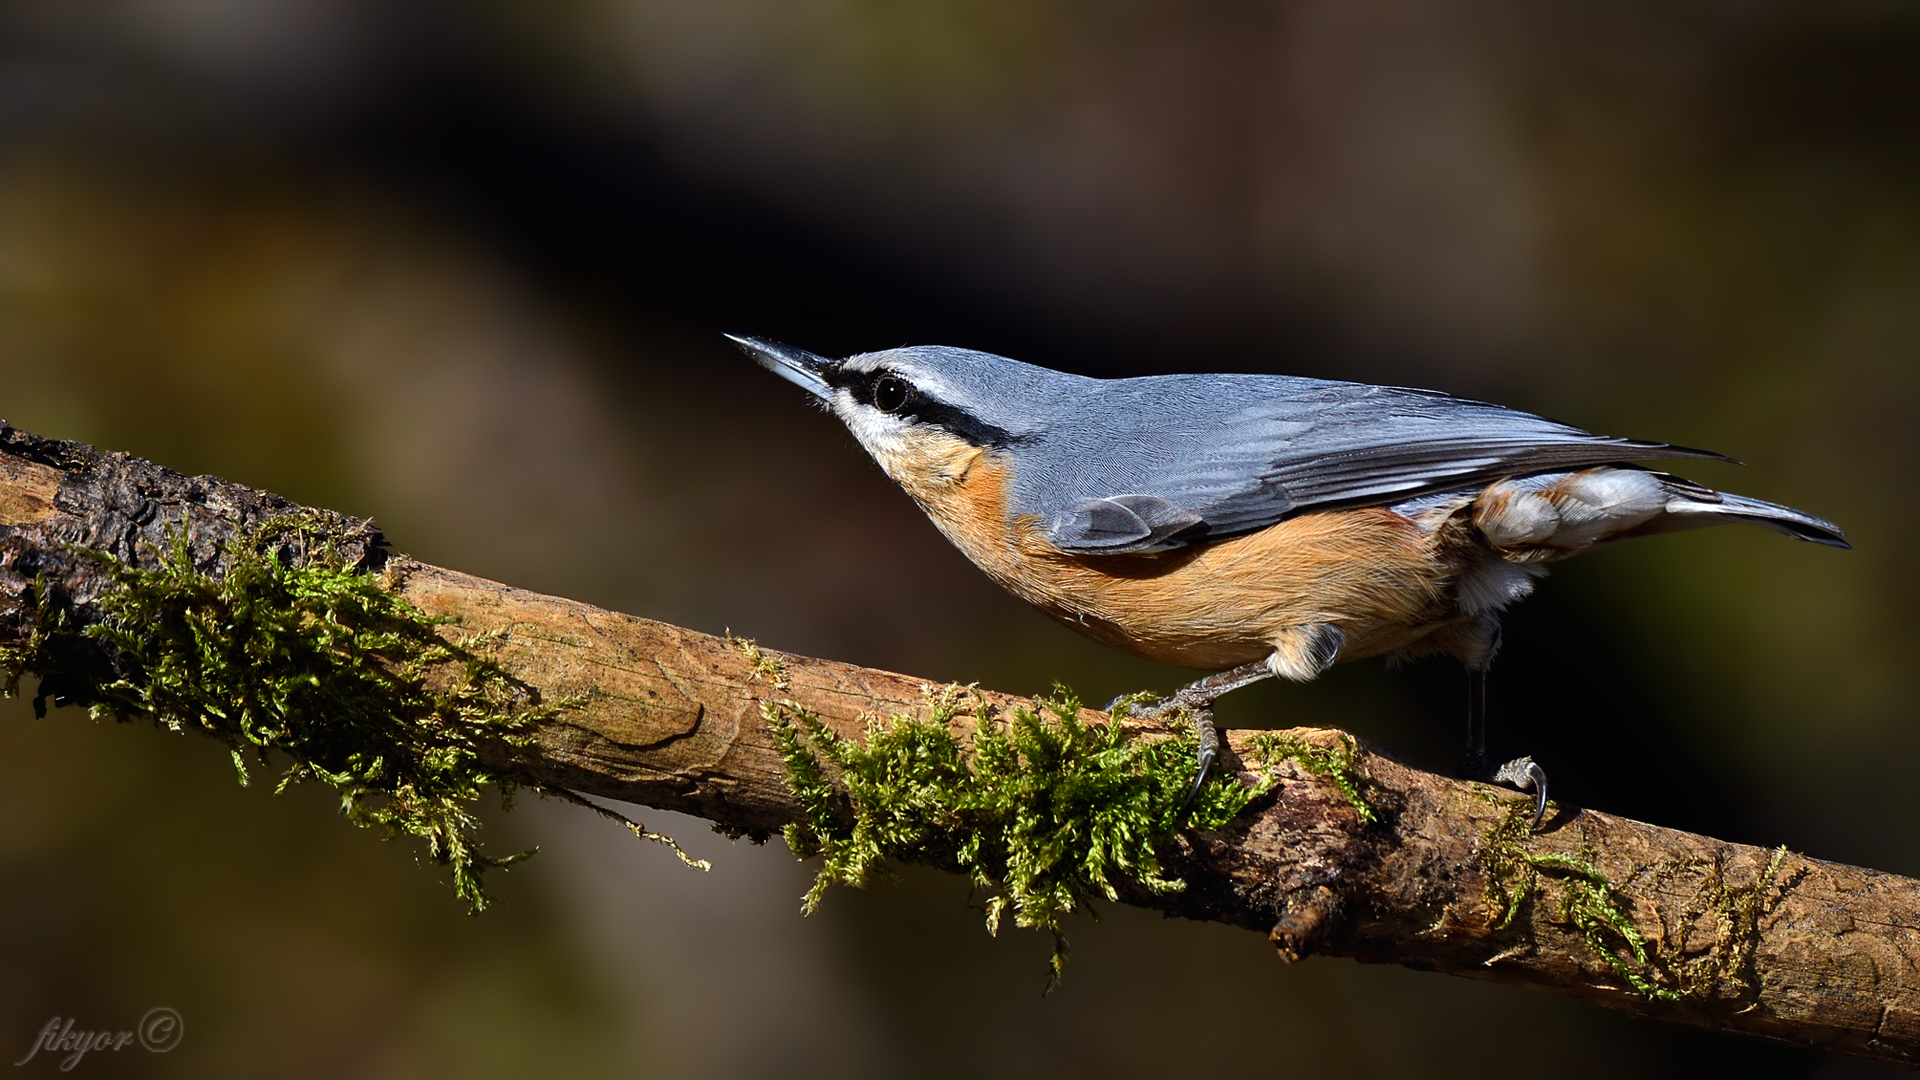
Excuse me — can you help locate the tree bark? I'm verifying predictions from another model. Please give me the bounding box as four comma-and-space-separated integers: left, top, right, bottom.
0, 421, 1915, 1067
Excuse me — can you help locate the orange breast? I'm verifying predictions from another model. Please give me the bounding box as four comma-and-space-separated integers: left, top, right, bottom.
887, 440, 1475, 671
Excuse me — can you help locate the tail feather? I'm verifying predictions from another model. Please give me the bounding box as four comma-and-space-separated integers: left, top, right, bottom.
1663, 489, 1850, 548
1466, 466, 1849, 555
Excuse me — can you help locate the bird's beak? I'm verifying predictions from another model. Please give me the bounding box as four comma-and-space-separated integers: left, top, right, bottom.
726, 334, 835, 402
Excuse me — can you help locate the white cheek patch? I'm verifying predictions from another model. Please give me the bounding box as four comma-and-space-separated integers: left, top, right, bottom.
831, 396, 916, 477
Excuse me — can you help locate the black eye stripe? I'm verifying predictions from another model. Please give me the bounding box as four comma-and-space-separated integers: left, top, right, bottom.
826, 367, 903, 409
827, 367, 1021, 449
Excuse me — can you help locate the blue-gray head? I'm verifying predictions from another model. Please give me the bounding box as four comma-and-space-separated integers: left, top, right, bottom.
728, 335, 1082, 470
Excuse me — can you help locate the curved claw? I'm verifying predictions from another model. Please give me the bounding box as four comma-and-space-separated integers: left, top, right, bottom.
1174, 744, 1217, 826
1492, 755, 1550, 830
1172, 710, 1221, 826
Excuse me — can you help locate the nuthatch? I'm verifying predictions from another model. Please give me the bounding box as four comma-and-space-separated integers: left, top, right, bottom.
732, 336, 1848, 827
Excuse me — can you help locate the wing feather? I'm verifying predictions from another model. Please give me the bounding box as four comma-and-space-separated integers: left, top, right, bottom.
1020, 374, 1725, 554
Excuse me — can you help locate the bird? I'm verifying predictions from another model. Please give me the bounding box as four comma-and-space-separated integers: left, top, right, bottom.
730, 335, 1848, 827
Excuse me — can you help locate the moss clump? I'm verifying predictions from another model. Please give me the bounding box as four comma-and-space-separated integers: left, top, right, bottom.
770, 687, 1266, 989
1479, 799, 1677, 1000
1642, 843, 1797, 1001
1, 514, 591, 910
1245, 730, 1376, 824
729, 633, 791, 691
1685, 844, 1794, 998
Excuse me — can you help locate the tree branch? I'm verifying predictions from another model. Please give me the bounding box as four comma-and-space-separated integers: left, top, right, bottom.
0, 422, 1914, 1066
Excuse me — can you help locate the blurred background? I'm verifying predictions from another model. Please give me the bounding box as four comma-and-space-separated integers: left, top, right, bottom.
0, 1, 1914, 1075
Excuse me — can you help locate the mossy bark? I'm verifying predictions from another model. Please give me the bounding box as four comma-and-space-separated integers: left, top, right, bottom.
2, 422, 1917, 1066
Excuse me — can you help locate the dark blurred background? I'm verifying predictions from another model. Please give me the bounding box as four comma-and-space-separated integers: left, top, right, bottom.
1, 1, 1914, 1076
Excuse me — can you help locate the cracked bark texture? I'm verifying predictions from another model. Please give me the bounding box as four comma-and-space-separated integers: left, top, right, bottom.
0, 422, 1915, 1067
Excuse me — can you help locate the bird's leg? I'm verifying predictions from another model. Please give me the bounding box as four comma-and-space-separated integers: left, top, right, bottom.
1459, 662, 1549, 830
1460, 664, 1490, 782
1116, 659, 1275, 824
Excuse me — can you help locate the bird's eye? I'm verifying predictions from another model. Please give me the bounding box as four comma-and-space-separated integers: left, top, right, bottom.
872, 375, 912, 414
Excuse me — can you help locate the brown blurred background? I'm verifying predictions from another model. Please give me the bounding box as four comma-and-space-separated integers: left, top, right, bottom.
1, 1, 1915, 1076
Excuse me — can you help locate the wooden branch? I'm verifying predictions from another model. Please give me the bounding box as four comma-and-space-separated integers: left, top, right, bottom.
1, 421, 1916, 1066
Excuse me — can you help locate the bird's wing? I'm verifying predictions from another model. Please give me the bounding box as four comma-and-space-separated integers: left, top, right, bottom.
1027, 375, 1727, 554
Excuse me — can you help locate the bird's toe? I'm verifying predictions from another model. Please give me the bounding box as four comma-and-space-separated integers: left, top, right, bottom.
1491, 755, 1550, 830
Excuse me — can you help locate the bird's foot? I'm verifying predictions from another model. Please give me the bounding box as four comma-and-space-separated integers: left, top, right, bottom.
1105, 658, 1275, 828
1109, 692, 1193, 724
1104, 692, 1220, 826
1172, 706, 1220, 826
1490, 755, 1550, 831
1103, 690, 1163, 717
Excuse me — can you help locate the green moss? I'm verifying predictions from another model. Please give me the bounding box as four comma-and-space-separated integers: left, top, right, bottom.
0, 513, 698, 911
729, 633, 791, 691
1697, 844, 1793, 997
1245, 730, 1376, 824
769, 687, 1265, 990
1645, 843, 1796, 1001
1478, 798, 1678, 1001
